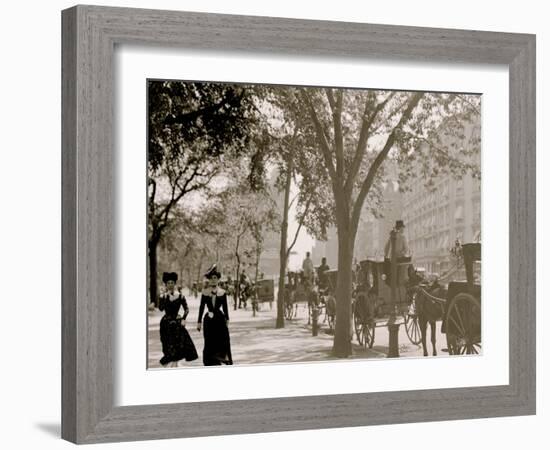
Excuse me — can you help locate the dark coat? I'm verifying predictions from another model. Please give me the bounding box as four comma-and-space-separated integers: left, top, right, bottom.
158, 292, 198, 365
198, 288, 233, 366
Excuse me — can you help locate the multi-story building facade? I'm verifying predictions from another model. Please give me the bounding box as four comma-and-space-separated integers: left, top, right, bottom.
402, 173, 481, 275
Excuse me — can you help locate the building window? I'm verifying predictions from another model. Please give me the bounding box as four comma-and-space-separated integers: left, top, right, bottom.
456, 179, 464, 196
454, 204, 464, 224
472, 199, 481, 224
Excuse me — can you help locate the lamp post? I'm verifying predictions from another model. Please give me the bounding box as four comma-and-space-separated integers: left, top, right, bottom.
387, 229, 400, 358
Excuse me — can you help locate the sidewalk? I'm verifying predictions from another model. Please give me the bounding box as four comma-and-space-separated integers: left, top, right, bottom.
148, 294, 445, 368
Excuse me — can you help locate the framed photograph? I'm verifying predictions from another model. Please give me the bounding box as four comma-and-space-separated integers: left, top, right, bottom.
62, 5, 535, 444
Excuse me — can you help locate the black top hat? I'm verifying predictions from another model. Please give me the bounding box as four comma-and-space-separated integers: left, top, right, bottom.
204, 264, 221, 279
162, 272, 178, 283
395, 220, 405, 229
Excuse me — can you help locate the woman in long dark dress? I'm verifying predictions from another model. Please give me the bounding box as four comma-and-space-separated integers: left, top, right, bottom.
158, 272, 198, 367
197, 265, 233, 366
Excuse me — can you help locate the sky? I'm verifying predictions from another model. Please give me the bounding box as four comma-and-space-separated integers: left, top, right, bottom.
286, 181, 315, 271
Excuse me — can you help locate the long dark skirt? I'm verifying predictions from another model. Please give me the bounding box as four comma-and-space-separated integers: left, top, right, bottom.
159, 316, 198, 365
202, 312, 233, 366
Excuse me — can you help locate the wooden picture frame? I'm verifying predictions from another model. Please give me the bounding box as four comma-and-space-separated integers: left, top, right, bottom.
61, 5, 536, 444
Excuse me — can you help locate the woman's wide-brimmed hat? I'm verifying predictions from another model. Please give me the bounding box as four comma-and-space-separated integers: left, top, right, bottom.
395, 220, 405, 229
162, 272, 178, 283
204, 264, 221, 279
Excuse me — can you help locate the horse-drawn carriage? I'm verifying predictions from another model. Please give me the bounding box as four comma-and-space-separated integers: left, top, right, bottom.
441, 242, 481, 354
283, 270, 333, 326
234, 275, 275, 313
286, 267, 336, 331
352, 258, 419, 349
407, 242, 481, 356
283, 271, 316, 321
253, 278, 274, 311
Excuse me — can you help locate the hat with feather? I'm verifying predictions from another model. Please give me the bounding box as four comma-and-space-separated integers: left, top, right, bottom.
204, 264, 221, 279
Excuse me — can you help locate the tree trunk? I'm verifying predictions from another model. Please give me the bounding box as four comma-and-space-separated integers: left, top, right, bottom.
148, 236, 159, 308
276, 154, 293, 328
254, 242, 261, 284
235, 260, 240, 310
234, 234, 242, 310
276, 250, 287, 328
196, 250, 204, 286
332, 213, 355, 357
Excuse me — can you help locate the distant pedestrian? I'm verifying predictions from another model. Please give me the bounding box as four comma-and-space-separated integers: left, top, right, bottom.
158, 272, 198, 367
197, 265, 233, 366
239, 271, 251, 309
302, 252, 314, 287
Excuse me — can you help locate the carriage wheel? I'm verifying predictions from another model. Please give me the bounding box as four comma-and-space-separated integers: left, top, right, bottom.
361, 321, 375, 349
353, 310, 363, 345
353, 294, 368, 345
405, 314, 422, 345
445, 293, 481, 355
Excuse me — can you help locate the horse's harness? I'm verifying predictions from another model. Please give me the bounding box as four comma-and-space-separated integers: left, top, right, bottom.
415, 284, 446, 305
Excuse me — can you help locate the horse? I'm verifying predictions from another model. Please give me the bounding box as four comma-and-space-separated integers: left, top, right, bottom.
412, 280, 446, 356
289, 273, 316, 324
304, 283, 318, 325
319, 287, 336, 330
283, 284, 299, 320
325, 295, 336, 330
238, 282, 252, 309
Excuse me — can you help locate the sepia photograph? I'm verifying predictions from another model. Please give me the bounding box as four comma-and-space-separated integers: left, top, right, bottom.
146, 80, 482, 369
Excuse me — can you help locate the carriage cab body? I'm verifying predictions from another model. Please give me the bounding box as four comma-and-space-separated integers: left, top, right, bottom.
324, 269, 338, 294
255, 278, 274, 304
351, 258, 417, 349
356, 258, 412, 319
